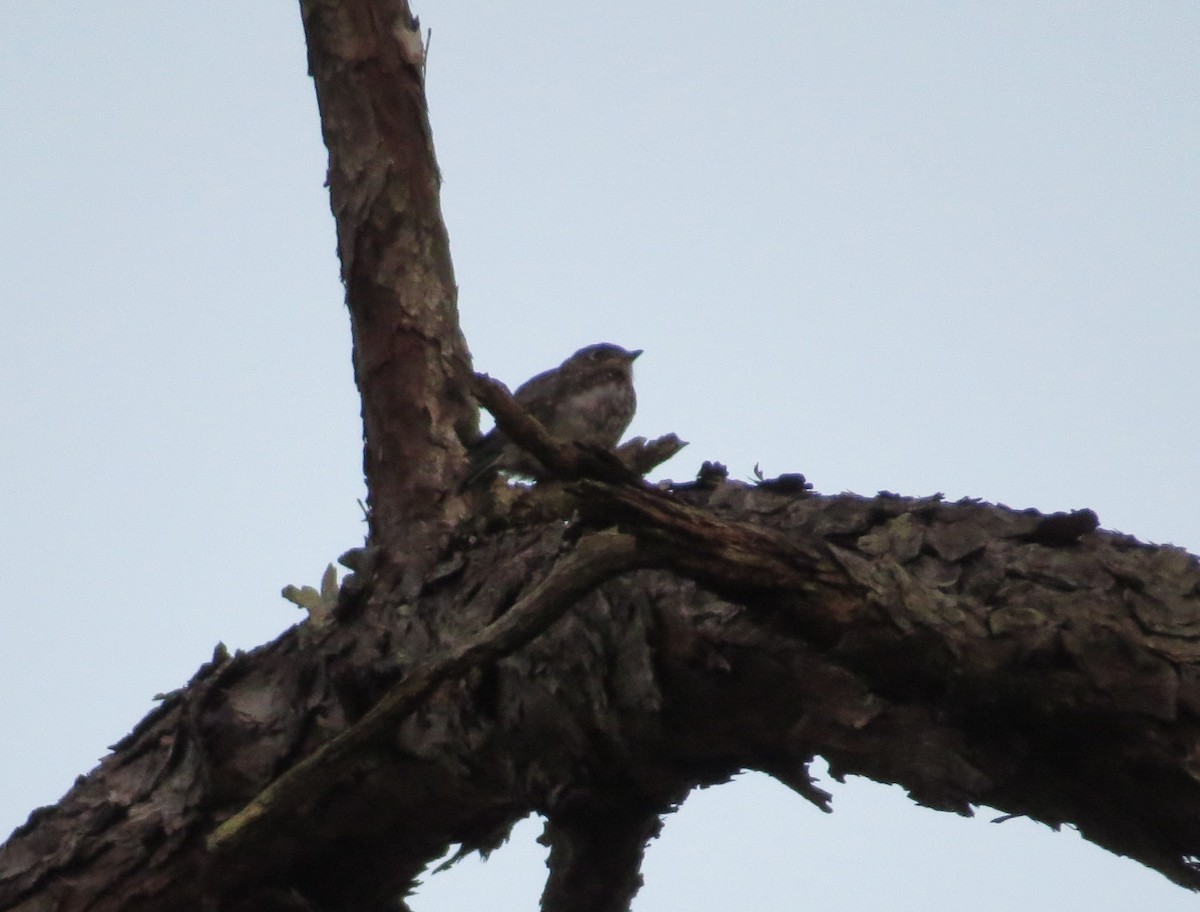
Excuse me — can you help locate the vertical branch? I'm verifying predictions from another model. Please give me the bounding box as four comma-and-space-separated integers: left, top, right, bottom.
301, 0, 474, 567
540, 806, 664, 912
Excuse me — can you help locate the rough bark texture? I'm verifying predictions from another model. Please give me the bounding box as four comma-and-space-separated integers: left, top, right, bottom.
303, 0, 474, 577
4, 481, 1200, 911
5, 2, 1200, 911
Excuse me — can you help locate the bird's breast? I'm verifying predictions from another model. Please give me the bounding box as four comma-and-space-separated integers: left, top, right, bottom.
551, 381, 637, 446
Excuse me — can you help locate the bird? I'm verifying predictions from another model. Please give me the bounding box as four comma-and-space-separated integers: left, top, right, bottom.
465, 343, 642, 484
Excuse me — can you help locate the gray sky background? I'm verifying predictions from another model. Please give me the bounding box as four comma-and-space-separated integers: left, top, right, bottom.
2, 2, 1198, 909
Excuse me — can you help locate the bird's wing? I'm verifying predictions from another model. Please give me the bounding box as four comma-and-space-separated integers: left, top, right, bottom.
510, 367, 566, 424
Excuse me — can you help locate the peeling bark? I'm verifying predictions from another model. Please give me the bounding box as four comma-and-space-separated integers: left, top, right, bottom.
4, 484, 1200, 911
302, 0, 474, 577
4, 2, 1200, 911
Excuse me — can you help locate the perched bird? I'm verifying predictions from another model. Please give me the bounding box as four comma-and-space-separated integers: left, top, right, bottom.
466, 343, 642, 484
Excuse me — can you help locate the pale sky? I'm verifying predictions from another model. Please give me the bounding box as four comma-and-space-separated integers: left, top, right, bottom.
2, 2, 1198, 909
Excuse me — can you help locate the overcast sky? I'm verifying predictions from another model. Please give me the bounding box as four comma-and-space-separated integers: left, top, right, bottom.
2, 2, 1198, 909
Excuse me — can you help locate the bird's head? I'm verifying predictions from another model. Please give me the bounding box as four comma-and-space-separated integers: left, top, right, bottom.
562, 343, 642, 379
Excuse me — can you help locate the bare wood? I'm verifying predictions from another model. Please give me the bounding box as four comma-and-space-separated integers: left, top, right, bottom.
614, 434, 689, 476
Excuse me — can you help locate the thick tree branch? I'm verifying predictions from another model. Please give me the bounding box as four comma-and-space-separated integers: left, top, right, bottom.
540, 804, 664, 912
5, 483, 1200, 910
6, 2, 1200, 910
207, 531, 644, 858
302, 0, 474, 570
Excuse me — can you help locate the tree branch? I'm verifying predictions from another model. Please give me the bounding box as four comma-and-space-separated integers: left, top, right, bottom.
539, 803, 664, 912
6, 3, 1200, 909
6, 484, 1200, 910
469, 372, 686, 483
302, 0, 473, 568
208, 530, 644, 858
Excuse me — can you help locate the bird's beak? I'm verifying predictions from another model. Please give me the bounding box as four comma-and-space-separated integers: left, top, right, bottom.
629, 349, 643, 360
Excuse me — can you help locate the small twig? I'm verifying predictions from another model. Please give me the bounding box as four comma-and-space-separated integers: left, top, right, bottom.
572, 479, 843, 594
469, 373, 682, 483
469, 372, 615, 480
614, 434, 688, 476
207, 530, 645, 856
